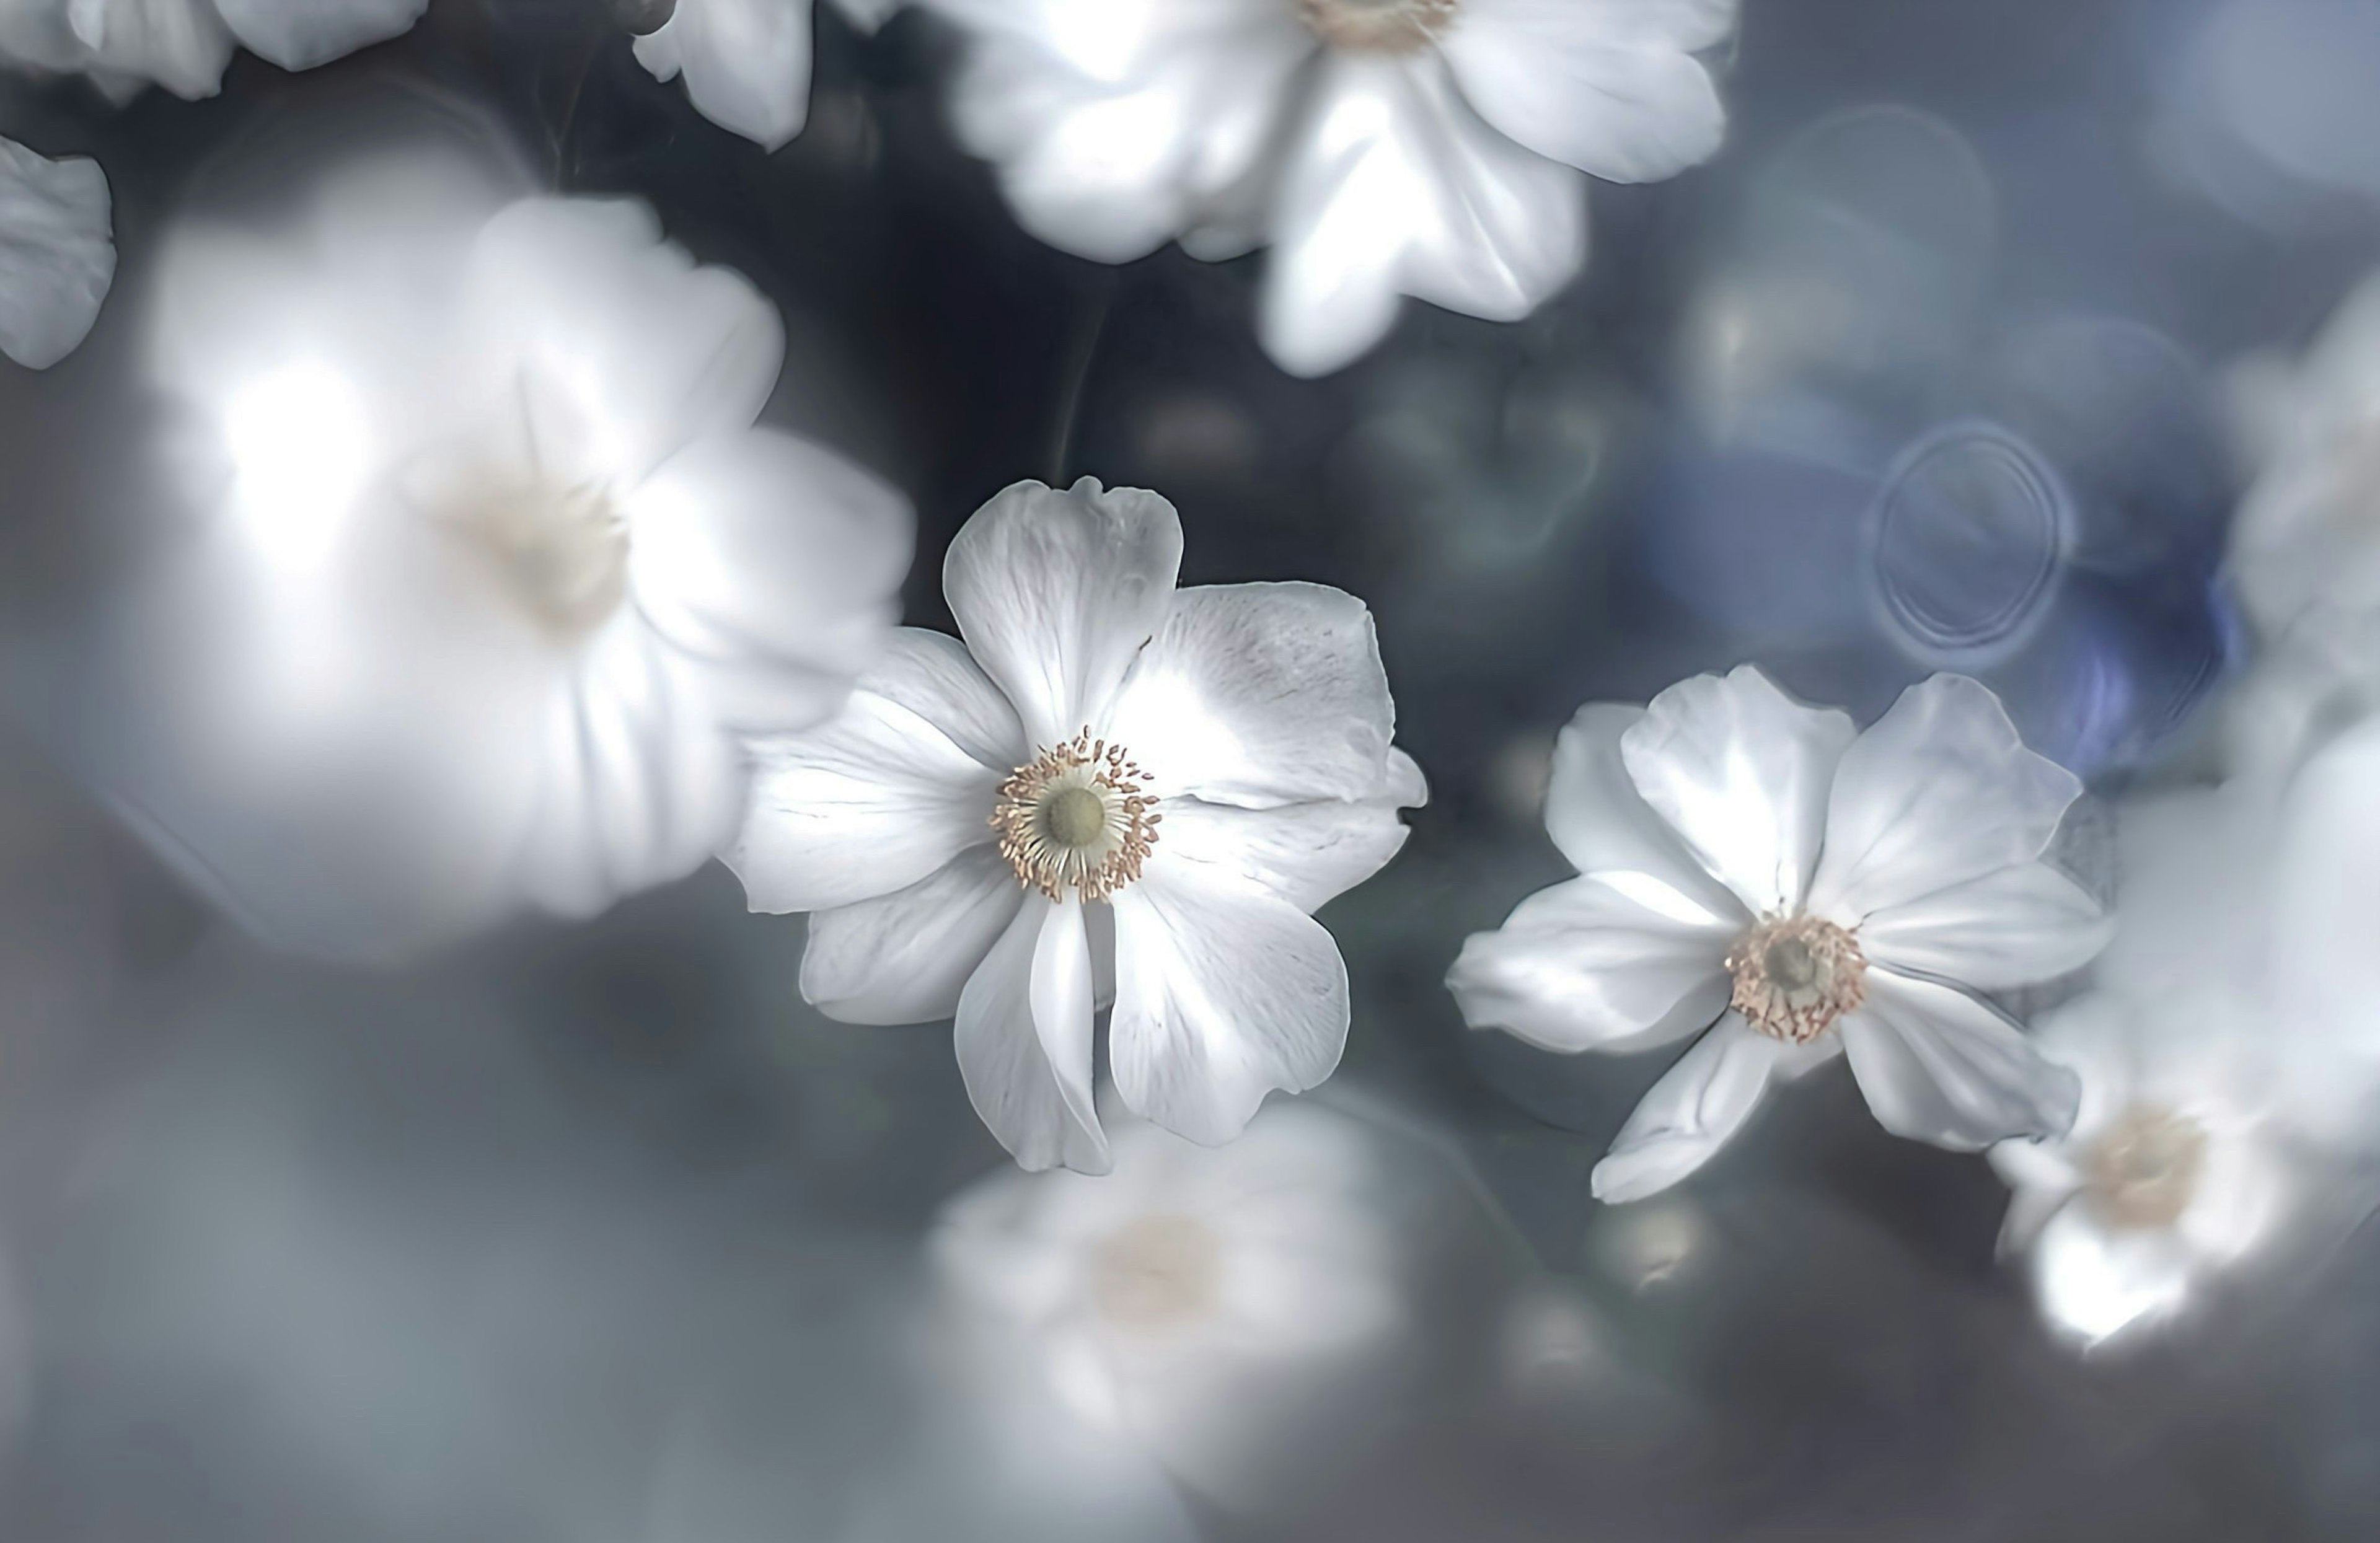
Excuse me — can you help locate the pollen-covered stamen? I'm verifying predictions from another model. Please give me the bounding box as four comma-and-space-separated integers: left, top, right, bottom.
1297, 0, 1461, 53
1726, 913, 1868, 1044
2084, 1106, 2207, 1231
991, 729, 1161, 902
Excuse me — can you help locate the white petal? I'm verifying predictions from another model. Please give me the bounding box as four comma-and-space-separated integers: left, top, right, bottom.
2028, 1201, 2192, 1347
800, 846, 1025, 1025
728, 631, 1017, 913
928, 0, 1308, 262
1992, 1169, 2079, 1255
635, 0, 814, 150
1840, 969, 2081, 1150
213, 0, 426, 71
623, 427, 911, 732
1147, 793, 1414, 914
52, 0, 235, 97
1260, 51, 1586, 377
1448, 874, 1734, 1054
1541, 702, 1754, 924
1441, 0, 1730, 182
956, 894, 1112, 1172
1620, 665, 1854, 917
1109, 860, 1349, 1145
1590, 1016, 1809, 1203
460, 198, 784, 486
941, 477, 1182, 749
0, 138, 115, 369
1104, 582, 1403, 807
1858, 862, 2110, 990
1805, 674, 2084, 923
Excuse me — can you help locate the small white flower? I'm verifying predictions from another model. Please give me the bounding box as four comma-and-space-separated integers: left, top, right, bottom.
1990, 993, 2293, 1348
0, 136, 112, 368
121, 161, 910, 957
922, 0, 1735, 376
0, 0, 425, 100
631, 0, 901, 150
928, 1103, 1406, 1490
1449, 666, 2109, 1202
729, 476, 1424, 1171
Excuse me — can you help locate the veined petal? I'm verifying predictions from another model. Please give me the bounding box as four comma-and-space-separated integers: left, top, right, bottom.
956, 894, 1112, 1172
1148, 793, 1415, 914
1840, 969, 2081, 1151
1448, 873, 1733, 1054
1590, 1015, 1814, 1203
635, 0, 814, 151
213, 0, 426, 72
624, 427, 911, 732
459, 198, 784, 486
1805, 674, 2084, 924
1109, 859, 1350, 1146
728, 632, 1016, 913
800, 846, 1025, 1025
1260, 51, 1586, 377
1620, 665, 1854, 918
942, 478, 1183, 749
1543, 702, 1754, 925
1105, 582, 1401, 807
1858, 862, 2110, 990
1441, 0, 1730, 183
0, 138, 115, 369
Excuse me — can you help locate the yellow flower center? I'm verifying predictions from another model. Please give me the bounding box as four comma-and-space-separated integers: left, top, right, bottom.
1297, 0, 1461, 53
2084, 1106, 2207, 1231
1087, 1213, 1224, 1331
1725, 913, 1869, 1044
991, 729, 1160, 902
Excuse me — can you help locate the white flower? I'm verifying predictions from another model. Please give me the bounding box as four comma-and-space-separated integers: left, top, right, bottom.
117, 157, 909, 957
631, 0, 901, 150
1989, 993, 2293, 1348
0, 0, 425, 100
928, 1102, 1406, 1495
0, 135, 112, 368
728, 476, 1424, 1171
1448, 666, 2109, 1202
922, 0, 1735, 376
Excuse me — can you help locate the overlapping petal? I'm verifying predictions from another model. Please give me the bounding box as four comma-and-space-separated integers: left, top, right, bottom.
635, 0, 814, 151
1856, 863, 2110, 989
1147, 792, 1416, 915
1541, 701, 1756, 923
1590, 1016, 1834, 1202
1448, 873, 1734, 1055
800, 846, 1024, 1025
957, 894, 1111, 1172
1840, 970, 2081, 1150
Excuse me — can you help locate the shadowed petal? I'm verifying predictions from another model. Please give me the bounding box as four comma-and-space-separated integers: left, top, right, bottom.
1841, 969, 2081, 1150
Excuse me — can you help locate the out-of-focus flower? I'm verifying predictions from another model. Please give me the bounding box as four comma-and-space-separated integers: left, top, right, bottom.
1449, 666, 2107, 1202
0, 136, 112, 368
922, 0, 1736, 376
928, 1102, 1407, 1497
0, 0, 425, 101
630, 0, 901, 150
1990, 993, 2293, 1348
730, 477, 1424, 1172
115, 157, 910, 957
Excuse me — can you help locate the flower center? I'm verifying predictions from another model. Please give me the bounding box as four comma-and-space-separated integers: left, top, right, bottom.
1297, 0, 1460, 52
991, 729, 1160, 902
439, 477, 631, 641
2084, 1106, 2207, 1231
1087, 1213, 1223, 1331
1725, 913, 1868, 1044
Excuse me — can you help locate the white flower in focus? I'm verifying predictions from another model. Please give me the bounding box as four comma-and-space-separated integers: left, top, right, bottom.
0, 136, 112, 368
729, 477, 1424, 1171
1990, 994, 2293, 1348
922, 0, 1735, 376
928, 1104, 1405, 1490
128, 162, 910, 956
630, 0, 902, 150
1448, 666, 2109, 1202
0, 0, 425, 100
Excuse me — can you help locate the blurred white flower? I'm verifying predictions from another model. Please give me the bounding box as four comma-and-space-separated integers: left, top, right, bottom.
730, 476, 1424, 1172
928, 1103, 1406, 1495
922, 0, 1735, 376
0, 135, 112, 368
631, 0, 901, 150
0, 0, 425, 100
1449, 666, 2107, 1202
1990, 993, 2293, 1348
115, 156, 910, 957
